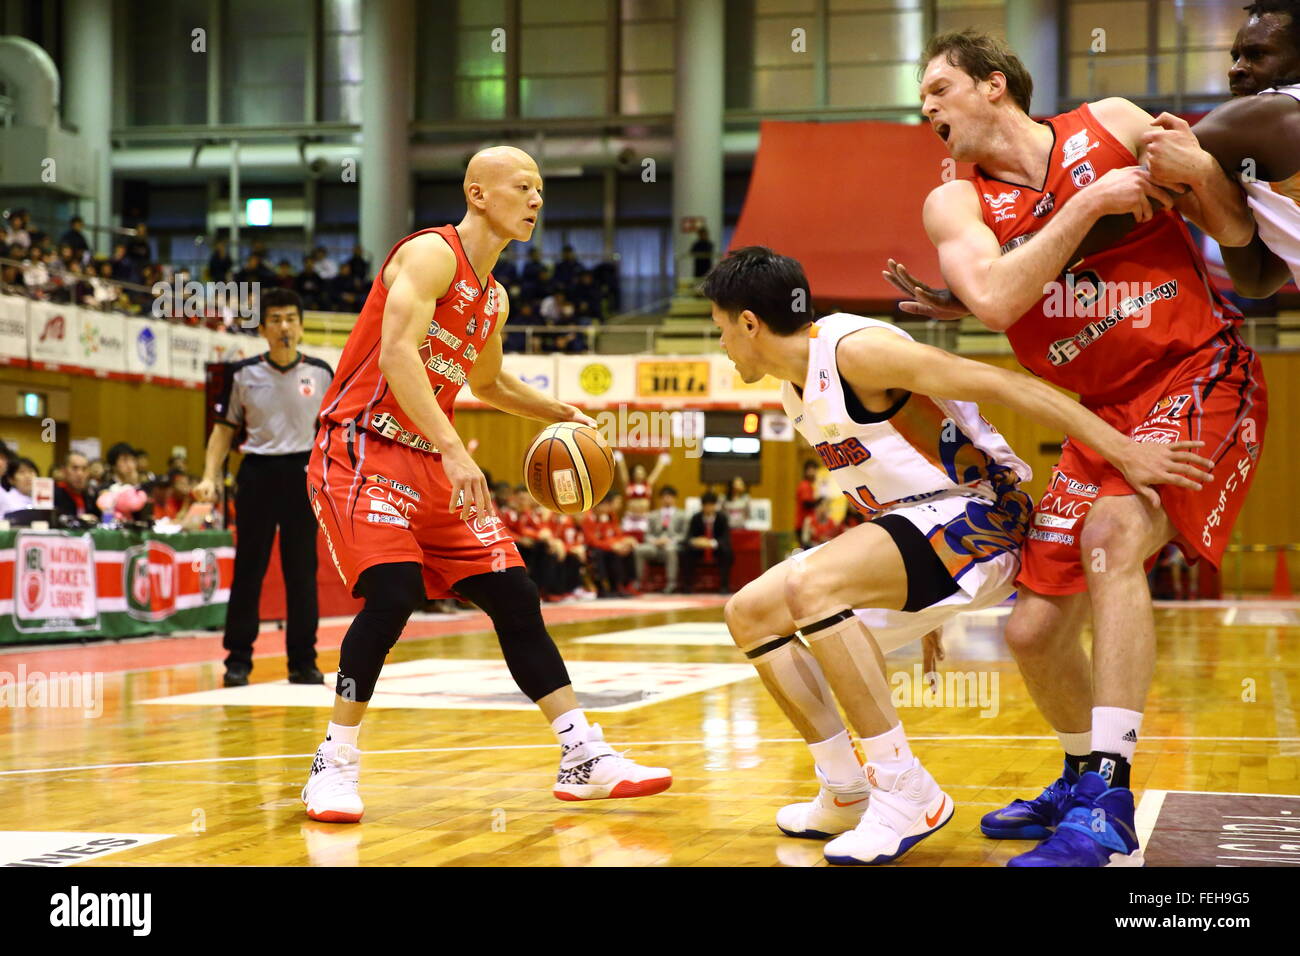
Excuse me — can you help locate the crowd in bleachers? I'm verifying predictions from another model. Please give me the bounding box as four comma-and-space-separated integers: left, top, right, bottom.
3, 209, 618, 353
490, 451, 756, 600
0, 441, 204, 528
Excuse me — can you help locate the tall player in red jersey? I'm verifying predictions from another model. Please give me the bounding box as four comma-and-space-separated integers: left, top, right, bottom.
301, 146, 670, 822
903, 31, 1267, 866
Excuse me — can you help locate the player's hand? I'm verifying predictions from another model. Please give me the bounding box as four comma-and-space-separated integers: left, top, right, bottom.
1141, 113, 1213, 191
1088, 167, 1180, 223
1115, 439, 1214, 510
921, 628, 945, 691
556, 403, 597, 428
193, 478, 217, 503
882, 259, 970, 320
443, 445, 494, 520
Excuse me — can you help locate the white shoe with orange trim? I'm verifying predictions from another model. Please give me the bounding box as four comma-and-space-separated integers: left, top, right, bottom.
302, 741, 364, 823
553, 724, 672, 801
823, 759, 953, 865
776, 766, 872, 839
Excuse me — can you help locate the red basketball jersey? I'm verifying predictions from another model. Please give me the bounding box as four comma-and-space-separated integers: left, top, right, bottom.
318, 225, 500, 451
966, 103, 1242, 407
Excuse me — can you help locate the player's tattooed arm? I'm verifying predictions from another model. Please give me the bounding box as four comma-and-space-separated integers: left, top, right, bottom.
841, 328, 1215, 507
466, 285, 595, 426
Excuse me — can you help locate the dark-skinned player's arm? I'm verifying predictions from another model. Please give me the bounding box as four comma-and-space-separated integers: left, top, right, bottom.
837, 328, 1214, 509
466, 285, 596, 427
1191, 94, 1300, 297
922, 162, 1176, 331
377, 235, 492, 520
1084, 95, 1257, 248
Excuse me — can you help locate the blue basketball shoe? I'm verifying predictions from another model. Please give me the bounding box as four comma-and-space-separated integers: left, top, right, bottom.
980, 761, 1079, 839
1006, 771, 1144, 867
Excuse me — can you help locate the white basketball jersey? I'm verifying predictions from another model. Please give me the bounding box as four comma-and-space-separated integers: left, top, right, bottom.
1243, 84, 1300, 286
782, 314, 1032, 518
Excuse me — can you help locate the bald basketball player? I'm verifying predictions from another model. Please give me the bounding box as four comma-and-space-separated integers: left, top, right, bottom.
302, 146, 670, 821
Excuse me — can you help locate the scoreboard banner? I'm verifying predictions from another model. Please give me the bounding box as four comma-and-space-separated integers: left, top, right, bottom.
0, 528, 234, 644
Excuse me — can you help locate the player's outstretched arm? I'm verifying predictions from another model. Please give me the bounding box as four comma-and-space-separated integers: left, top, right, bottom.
839, 328, 1214, 508
923, 168, 1174, 331
466, 285, 595, 426
379, 235, 492, 518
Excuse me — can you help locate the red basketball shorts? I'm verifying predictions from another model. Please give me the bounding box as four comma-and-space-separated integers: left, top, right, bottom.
1018, 341, 1267, 596
307, 423, 524, 599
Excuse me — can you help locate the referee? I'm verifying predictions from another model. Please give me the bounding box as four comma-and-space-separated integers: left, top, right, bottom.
194, 288, 334, 687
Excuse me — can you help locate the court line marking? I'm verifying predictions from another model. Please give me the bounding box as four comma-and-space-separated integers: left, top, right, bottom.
3, 735, 1299, 777
1134, 789, 1167, 848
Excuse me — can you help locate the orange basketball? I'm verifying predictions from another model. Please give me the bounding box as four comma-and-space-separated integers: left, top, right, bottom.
523, 423, 615, 514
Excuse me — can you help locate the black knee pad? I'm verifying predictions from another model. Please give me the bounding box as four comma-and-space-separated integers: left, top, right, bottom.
336, 562, 425, 702
454, 566, 571, 702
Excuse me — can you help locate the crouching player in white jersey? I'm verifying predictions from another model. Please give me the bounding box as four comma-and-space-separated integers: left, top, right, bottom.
701, 247, 1214, 865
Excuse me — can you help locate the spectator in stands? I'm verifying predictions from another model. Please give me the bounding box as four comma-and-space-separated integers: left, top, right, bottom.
723, 476, 752, 529
794, 459, 819, 532
584, 493, 639, 597
87, 458, 106, 489
331, 261, 368, 312
800, 497, 843, 549
146, 477, 172, 521
346, 244, 369, 282
522, 247, 545, 287
1, 262, 22, 291
5, 210, 31, 251
110, 242, 135, 282
106, 442, 140, 487
126, 224, 151, 266
59, 217, 90, 258
690, 226, 714, 278
208, 239, 233, 282
21, 247, 49, 292
635, 485, 687, 593
544, 508, 593, 601
2, 457, 37, 515
554, 245, 581, 287
680, 490, 733, 594
295, 261, 325, 310
87, 261, 118, 309
569, 269, 603, 322
502, 486, 554, 595
152, 469, 193, 522
235, 253, 274, 286
274, 259, 296, 289
310, 245, 339, 280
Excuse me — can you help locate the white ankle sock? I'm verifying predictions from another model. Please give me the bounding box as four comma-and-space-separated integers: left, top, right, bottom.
327, 721, 360, 748
551, 709, 590, 751
808, 730, 866, 789
1093, 706, 1142, 762
861, 723, 913, 774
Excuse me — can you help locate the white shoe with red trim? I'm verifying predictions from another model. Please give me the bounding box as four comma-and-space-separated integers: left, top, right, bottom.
553, 724, 672, 801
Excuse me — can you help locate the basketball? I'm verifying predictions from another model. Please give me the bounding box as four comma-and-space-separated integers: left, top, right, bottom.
523, 422, 615, 514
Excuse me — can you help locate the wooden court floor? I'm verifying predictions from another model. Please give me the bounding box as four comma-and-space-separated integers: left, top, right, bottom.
1, 598, 1297, 867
